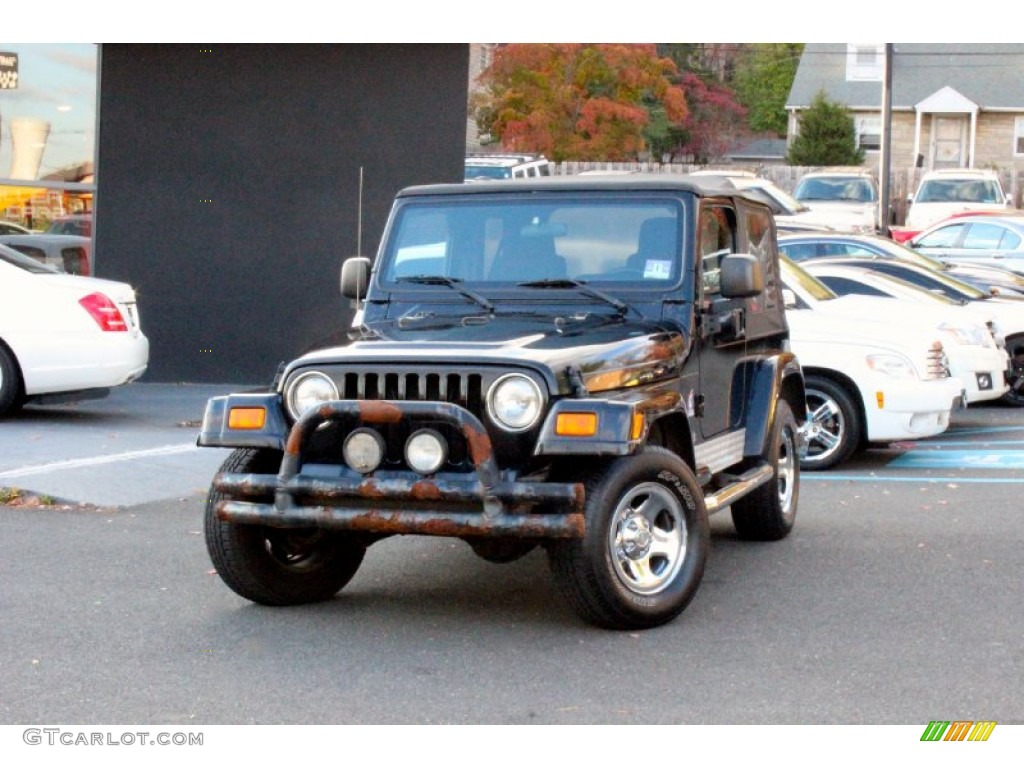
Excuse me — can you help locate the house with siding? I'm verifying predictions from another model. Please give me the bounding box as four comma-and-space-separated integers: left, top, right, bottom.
786, 44, 1024, 172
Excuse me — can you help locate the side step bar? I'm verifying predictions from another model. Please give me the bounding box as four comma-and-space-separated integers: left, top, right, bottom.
704, 463, 774, 514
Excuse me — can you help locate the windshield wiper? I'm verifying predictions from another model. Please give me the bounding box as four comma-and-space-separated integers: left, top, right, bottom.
516, 278, 637, 317
396, 275, 495, 314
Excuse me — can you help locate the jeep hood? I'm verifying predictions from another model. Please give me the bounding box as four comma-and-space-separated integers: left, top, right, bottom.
293, 313, 690, 393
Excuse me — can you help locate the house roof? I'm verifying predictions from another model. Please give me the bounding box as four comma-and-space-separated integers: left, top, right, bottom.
726, 137, 788, 162
787, 44, 1024, 111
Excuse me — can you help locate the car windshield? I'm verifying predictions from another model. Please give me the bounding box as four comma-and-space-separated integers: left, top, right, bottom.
463, 165, 512, 181
794, 177, 876, 202
379, 196, 684, 288
0, 243, 61, 273
780, 255, 837, 301
916, 178, 1003, 204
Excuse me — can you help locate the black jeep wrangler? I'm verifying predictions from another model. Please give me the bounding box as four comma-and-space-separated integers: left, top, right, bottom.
198, 175, 806, 630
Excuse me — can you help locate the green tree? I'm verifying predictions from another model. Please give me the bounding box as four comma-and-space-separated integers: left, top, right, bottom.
472, 44, 688, 162
786, 91, 865, 166
732, 43, 803, 137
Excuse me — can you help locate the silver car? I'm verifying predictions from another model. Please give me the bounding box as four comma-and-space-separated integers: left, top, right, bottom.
908, 213, 1024, 276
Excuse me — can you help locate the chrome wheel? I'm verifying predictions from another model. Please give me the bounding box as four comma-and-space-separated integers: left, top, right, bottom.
776, 417, 798, 520
609, 482, 687, 595
805, 393, 844, 463
801, 377, 860, 471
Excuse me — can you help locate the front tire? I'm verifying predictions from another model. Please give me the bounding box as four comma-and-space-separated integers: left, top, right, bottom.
730, 399, 800, 541
801, 376, 862, 471
547, 447, 709, 630
205, 448, 366, 606
0, 344, 23, 418
1000, 334, 1024, 407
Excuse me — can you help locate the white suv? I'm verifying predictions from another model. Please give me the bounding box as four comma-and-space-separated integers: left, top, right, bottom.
905, 168, 1012, 231
793, 167, 879, 233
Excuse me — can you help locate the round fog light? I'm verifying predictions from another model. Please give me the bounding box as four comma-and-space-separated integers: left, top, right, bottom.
343, 429, 385, 474
405, 429, 447, 475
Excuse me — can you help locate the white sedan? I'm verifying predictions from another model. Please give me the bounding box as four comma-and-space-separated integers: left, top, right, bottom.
0, 244, 149, 417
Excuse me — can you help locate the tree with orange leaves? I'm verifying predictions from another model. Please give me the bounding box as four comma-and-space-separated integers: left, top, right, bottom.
471, 44, 688, 162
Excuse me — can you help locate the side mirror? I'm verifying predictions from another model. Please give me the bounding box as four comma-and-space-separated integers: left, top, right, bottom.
341, 256, 371, 300
719, 253, 764, 298
781, 288, 798, 309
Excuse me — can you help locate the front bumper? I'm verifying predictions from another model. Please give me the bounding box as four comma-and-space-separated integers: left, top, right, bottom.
948, 346, 1011, 404
199, 395, 586, 539
860, 376, 966, 442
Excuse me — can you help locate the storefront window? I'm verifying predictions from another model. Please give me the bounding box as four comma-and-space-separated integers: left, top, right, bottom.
0, 44, 97, 235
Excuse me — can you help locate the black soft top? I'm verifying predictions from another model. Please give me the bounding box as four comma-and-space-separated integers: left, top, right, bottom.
397, 173, 766, 206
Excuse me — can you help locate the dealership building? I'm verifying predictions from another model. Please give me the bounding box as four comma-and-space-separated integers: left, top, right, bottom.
0, 44, 469, 383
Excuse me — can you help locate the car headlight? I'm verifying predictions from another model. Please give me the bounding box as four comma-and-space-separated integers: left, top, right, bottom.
285, 371, 339, 419
937, 322, 984, 347
866, 353, 917, 379
486, 373, 544, 432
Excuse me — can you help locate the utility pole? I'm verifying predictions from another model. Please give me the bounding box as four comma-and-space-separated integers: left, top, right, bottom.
878, 43, 893, 234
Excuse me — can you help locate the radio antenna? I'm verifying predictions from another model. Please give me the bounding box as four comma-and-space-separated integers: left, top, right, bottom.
357, 166, 364, 256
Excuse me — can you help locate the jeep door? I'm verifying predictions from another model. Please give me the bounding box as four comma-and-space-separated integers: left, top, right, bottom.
695, 202, 746, 439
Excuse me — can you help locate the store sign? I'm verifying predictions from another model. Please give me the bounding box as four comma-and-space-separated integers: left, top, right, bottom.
0, 51, 18, 89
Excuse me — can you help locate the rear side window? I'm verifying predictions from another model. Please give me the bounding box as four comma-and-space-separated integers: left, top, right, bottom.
963, 223, 1019, 250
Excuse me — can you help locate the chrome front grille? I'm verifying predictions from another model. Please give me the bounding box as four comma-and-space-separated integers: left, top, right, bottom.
925, 342, 951, 380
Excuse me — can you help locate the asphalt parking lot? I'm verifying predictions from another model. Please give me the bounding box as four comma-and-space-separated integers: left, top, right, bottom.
1, 384, 1022, 730
0, 383, 251, 507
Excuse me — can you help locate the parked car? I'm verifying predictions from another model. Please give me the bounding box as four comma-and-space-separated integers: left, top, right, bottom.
0, 243, 148, 418
904, 168, 1013, 232
797, 258, 1019, 406
0, 220, 34, 235
0, 233, 91, 275
792, 167, 880, 233
780, 258, 965, 470
907, 213, 1024, 277
777, 231, 1024, 297
46, 213, 92, 237
464, 153, 553, 181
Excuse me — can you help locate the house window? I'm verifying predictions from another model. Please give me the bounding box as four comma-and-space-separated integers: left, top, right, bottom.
856, 115, 882, 151
1015, 116, 1024, 155
846, 44, 884, 81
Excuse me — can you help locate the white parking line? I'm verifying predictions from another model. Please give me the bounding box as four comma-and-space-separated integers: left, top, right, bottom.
0, 443, 199, 480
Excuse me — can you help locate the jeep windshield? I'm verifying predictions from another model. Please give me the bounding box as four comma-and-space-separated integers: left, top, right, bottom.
378, 196, 685, 290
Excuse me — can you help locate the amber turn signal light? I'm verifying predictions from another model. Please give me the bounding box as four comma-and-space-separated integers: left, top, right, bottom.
228, 407, 267, 429
555, 412, 598, 437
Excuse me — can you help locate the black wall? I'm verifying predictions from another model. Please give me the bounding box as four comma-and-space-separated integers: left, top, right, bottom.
97, 44, 468, 384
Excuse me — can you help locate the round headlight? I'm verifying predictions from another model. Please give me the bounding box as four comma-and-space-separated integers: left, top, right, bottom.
405, 429, 447, 475
343, 429, 385, 474
286, 371, 339, 419
486, 373, 544, 432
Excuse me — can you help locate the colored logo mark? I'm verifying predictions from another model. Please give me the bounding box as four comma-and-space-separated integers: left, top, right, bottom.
921, 721, 996, 742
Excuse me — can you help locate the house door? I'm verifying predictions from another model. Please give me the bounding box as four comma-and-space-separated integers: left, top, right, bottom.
931, 115, 967, 168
